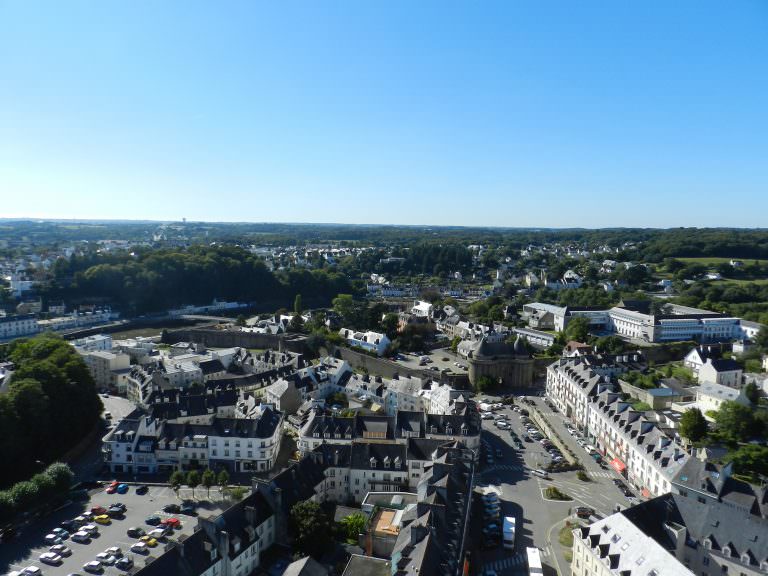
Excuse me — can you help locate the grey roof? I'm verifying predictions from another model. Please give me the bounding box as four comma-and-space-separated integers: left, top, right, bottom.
342, 555, 392, 576
132, 529, 218, 576
282, 556, 329, 576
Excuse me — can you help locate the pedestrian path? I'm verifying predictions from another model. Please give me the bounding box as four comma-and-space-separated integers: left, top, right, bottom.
482, 546, 550, 572
587, 470, 615, 479
483, 464, 525, 474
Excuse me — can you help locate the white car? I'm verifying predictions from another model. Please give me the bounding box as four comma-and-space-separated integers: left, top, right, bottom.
131, 542, 149, 554
480, 412, 494, 420
44, 533, 62, 545
104, 546, 123, 558
82, 524, 99, 535
72, 530, 91, 543
96, 552, 117, 565
84, 560, 103, 573
50, 544, 72, 556
22, 567, 42, 575
39, 551, 63, 565
148, 528, 167, 539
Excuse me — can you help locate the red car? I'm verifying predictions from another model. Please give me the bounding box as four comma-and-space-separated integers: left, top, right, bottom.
161, 518, 181, 529
106, 481, 120, 494
90, 506, 107, 515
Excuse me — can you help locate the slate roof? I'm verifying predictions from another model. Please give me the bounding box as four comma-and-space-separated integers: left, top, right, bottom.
132, 530, 218, 576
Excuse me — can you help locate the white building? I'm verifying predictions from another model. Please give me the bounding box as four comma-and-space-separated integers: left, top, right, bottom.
410, 300, 433, 319
697, 358, 743, 388
72, 334, 113, 352
80, 349, 131, 390
695, 382, 750, 418
0, 313, 39, 340
572, 511, 694, 576
339, 328, 391, 356
546, 357, 612, 431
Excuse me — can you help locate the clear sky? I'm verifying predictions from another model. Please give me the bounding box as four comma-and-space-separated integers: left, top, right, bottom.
1, 1, 767, 228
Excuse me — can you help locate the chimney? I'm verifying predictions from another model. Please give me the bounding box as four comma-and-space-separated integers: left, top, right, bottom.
334, 450, 339, 466
245, 505, 255, 526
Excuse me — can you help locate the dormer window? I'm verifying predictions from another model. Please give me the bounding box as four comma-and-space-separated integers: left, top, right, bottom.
446, 426, 453, 435
370, 457, 376, 468
741, 553, 750, 565
722, 545, 731, 557
383, 457, 390, 468
313, 432, 319, 438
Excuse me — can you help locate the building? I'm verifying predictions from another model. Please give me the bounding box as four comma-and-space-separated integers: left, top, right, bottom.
103, 406, 283, 475
695, 382, 750, 417
572, 509, 693, 576
339, 328, 391, 356
133, 488, 276, 576
697, 357, 742, 388
578, 493, 768, 576
587, 390, 689, 498
683, 345, 722, 376
79, 349, 131, 391
546, 356, 612, 431
465, 335, 534, 389
0, 313, 39, 340
71, 334, 113, 352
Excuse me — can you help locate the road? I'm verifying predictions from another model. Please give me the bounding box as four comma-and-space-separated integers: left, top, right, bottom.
470, 395, 633, 576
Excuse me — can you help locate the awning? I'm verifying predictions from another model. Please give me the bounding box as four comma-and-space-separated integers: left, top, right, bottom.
610, 458, 626, 473
641, 487, 651, 498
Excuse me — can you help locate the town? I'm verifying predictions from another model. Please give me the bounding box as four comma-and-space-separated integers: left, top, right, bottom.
0, 222, 767, 576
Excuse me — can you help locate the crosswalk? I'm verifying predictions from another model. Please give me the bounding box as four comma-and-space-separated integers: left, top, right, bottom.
482, 546, 550, 572
484, 464, 525, 474
587, 470, 615, 479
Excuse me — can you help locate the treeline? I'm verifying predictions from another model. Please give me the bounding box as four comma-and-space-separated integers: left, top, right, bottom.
0, 334, 103, 487
0, 463, 74, 524
378, 242, 474, 276
631, 229, 768, 262
43, 246, 353, 314
674, 282, 768, 324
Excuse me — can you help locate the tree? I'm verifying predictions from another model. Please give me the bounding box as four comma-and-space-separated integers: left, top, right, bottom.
564, 316, 590, 343
293, 294, 303, 317
235, 314, 247, 327
679, 408, 708, 442
217, 469, 230, 494
744, 382, 760, 405
339, 512, 367, 541
186, 470, 200, 497
289, 501, 331, 558
729, 444, 768, 477
714, 401, 755, 443
333, 294, 356, 324
202, 468, 216, 497
380, 313, 400, 340
170, 470, 185, 498
756, 326, 768, 350
475, 375, 496, 393
450, 336, 462, 353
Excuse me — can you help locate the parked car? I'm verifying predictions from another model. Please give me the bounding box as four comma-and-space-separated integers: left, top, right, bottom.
130, 542, 149, 554
44, 533, 63, 545
127, 527, 146, 538
72, 531, 91, 543
135, 484, 149, 495
140, 536, 158, 547
180, 501, 197, 516
163, 503, 181, 514
50, 544, 72, 556
145, 515, 162, 526
81, 524, 99, 536
116, 483, 129, 494
105, 480, 119, 494
21, 568, 42, 576
107, 505, 125, 517
39, 552, 63, 565
83, 560, 104, 573
575, 506, 595, 519
116, 557, 134, 570
104, 546, 123, 558
95, 552, 117, 565
93, 514, 111, 525
61, 519, 78, 532
91, 506, 107, 515
149, 527, 168, 539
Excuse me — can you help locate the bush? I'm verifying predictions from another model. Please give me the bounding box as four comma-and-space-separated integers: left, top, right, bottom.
545, 487, 572, 501
576, 470, 590, 482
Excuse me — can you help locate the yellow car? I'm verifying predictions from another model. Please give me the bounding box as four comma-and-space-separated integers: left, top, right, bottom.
140, 536, 158, 547
94, 514, 111, 525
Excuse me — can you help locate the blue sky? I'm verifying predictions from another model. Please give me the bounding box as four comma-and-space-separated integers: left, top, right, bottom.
1, 1, 766, 227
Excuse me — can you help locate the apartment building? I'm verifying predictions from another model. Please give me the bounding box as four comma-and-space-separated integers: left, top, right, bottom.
0, 313, 39, 340
546, 356, 612, 431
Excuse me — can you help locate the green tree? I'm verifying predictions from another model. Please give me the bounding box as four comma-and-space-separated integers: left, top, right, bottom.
202, 468, 216, 497
333, 294, 357, 324
293, 294, 303, 317
450, 336, 462, 353
744, 382, 760, 405
217, 469, 230, 494
714, 401, 755, 443
289, 501, 332, 558
339, 512, 367, 541
10, 480, 39, 509
729, 444, 768, 476
186, 469, 200, 497
679, 408, 708, 442
756, 326, 768, 350
564, 316, 590, 343
44, 462, 74, 493
0, 491, 15, 523
475, 375, 496, 393
380, 313, 400, 340
170, 470, 185, 498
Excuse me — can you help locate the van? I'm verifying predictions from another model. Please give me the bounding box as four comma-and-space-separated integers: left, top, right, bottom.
531, 469, 549, 479
104, 412, 112, 420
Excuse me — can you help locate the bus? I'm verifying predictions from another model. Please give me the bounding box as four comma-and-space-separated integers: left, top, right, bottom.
526, 546, 543, 575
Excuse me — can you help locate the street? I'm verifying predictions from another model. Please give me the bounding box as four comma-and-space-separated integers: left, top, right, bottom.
471, 395, 634, 576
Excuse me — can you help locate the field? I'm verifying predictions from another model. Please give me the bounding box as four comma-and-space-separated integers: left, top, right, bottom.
677, 257, 768, 265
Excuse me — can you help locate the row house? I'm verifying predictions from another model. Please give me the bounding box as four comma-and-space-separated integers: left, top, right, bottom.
546, 357, 613, 431
588, 390, 688, 498
103, 407, 283, 475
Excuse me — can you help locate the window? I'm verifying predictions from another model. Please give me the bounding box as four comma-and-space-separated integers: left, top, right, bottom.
236, 450, 241, 458
225, 450, 230, 457
212, 449, 217, 456
248, 451, 252, 458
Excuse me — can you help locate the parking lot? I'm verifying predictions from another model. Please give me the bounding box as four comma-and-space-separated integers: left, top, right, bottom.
1, 484, 230, 576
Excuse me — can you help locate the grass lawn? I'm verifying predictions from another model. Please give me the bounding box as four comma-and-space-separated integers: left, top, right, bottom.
559, 523, 575, 547
678, 257, 768, 265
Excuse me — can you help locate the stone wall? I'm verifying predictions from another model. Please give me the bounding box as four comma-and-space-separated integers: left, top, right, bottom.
162, 327, 308, 354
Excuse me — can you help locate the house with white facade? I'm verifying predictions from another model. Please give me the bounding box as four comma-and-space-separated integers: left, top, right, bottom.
697, 357, 742, 388
695, 382, 750, 418
339, 328, 391, 356
0, 313, 39, 340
